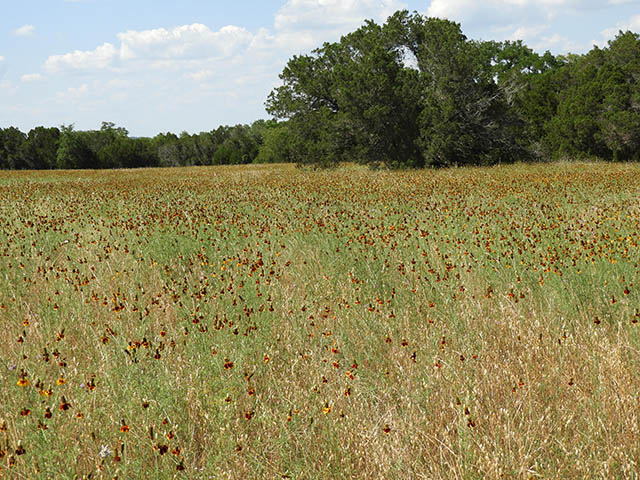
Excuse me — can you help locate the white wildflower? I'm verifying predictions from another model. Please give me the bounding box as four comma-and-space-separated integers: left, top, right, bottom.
99, 445, 112, 458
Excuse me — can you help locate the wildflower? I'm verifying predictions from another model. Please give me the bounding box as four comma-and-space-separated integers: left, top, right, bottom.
120, 419, 130, 433
99, 445, 112, 459
59, 397, 71, 411
156, 444, 168, 455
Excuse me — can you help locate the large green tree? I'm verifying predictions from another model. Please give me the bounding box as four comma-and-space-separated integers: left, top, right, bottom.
56, 125, 97, 169
18, 126, 60, 169
267, 11, 536, 168
388, 12, 534, 166
0, 127, 27, 169
541, 31, 640, 160
266, 16, 422, 167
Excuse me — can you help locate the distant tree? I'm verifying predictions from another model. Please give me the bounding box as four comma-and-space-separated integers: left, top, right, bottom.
599, 31, 640, 160
228, 125, 257, 163
152, 132, 183, 167
541, 31, 640, 160
101, 121, 128, 137
256, 121, 295, 163
606, 30, 640, 72
0, 127, 27, 169
19, 126, 60, 169
178, 131, 200, 166
56, 125, 97, 169
212, 142, 240, 165
195, 131, 218, 165
0, 21, 636, 171
98, 136, 157, 169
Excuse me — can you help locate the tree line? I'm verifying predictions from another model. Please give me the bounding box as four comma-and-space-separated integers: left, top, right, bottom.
0, 121, 281, 170
1, 10, 639, 170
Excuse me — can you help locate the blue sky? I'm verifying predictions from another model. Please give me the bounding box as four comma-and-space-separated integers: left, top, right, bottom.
1, 0, 639, 136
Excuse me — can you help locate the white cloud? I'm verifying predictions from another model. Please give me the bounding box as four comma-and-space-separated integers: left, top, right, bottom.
424, 0, 640, 53
505, 24, 548, 42
533, 33, 583, 53
427, 0, 614, 25
424, 0, 636, 41
44, 43, 118, 72
21, 73, 43, 82
43, 1, 414, 79
43, 23, 255, 74
0, 79, 18, 97
118, 24, 253, 61
600, 13, 640, 42
57, 83, 89, 101
496, 23, 583, 52
262, 0, 409, 55
183, 69, 213, 82
275, 0, 406, 31
14, 24, 35, 36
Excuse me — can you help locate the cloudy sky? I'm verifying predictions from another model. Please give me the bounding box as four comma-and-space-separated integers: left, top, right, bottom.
1, 0, 639, 136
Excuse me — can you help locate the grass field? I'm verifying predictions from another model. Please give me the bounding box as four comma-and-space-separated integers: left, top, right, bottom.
1, 162, 639, 479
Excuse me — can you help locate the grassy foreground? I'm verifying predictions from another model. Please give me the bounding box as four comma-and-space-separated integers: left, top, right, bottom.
0, 162, 639, 479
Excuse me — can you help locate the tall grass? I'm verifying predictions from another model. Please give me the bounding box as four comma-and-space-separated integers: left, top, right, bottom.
0, 162, 639, 479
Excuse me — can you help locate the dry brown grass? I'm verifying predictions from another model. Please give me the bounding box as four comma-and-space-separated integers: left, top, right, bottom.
0, 162, 639, 479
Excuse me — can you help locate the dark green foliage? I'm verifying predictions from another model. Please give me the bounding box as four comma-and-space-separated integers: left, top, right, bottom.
0, 127, 27, 169
98, 136, 157, 169
56, 125, 98, 169
19, 127, 61, 169
267, 11, 640, 168
267, 11, 536, 168
150, 123, 264, 167
538, 32, 640, 161
409, 15, 528, 166
0, 120, 272, 170
266, 16, 423, 168
255, 122, 295, 163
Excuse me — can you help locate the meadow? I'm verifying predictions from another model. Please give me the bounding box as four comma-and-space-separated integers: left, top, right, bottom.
0, 162, 639, 479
